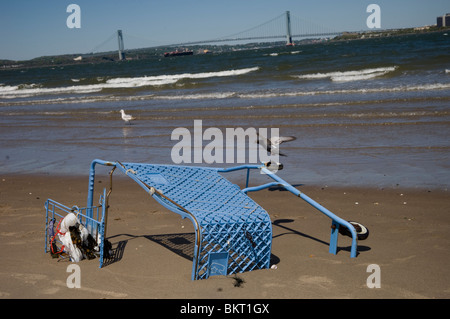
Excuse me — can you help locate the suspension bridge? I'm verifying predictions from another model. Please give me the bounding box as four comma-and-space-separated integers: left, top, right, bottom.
91, 11, 344, 60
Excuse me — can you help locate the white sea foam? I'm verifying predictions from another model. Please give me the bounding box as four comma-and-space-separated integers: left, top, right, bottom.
154, 92, 236, 100
107, 67, 259, 86
238, 83, 450, 99
2, 81, 449, 105
295, 66, 398, 82
267, 51, 301, 57
0, 85, 20, 93
0, 85, 103, 99
0, 67, 259, 99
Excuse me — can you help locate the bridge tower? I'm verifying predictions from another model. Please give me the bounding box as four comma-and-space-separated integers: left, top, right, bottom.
117, 30, 125, 60
285, 11, 293, 46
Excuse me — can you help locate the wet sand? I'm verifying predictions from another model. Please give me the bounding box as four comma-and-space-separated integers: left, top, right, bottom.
0, 173, 449, 299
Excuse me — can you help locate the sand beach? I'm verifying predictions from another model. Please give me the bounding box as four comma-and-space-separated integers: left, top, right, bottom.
0, 173, 448, 300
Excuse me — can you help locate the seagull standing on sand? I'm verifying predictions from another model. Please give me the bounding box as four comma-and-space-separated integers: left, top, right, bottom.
120, 109, 135, 124
257, 132, 296, 157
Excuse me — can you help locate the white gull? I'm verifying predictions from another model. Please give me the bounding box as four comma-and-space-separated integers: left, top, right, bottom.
257, 133, 296, 157
120, 109, 135, 124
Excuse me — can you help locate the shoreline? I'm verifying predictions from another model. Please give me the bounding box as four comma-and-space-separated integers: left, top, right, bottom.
2, 169, 449, 192
1, 173, 449, 299
3, 27, 449, 69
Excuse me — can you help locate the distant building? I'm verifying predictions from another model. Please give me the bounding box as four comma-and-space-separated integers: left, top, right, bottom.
437, 13, 450, 27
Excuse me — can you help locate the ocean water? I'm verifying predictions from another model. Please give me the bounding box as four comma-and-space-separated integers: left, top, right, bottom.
1, 32, 450, 189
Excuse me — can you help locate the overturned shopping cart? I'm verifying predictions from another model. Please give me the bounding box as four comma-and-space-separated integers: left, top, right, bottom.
44, 159, 367, 280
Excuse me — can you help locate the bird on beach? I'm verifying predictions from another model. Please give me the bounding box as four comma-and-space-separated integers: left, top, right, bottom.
257, 132, 296, 157
120, 109, 136, 124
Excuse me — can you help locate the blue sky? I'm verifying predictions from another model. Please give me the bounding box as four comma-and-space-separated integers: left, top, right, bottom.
1, 0, 448, 60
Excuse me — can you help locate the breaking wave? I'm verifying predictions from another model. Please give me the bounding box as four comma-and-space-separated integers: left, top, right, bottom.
295, 66, 398, 82
0, 67, 259, 99
1, 82, 449, 107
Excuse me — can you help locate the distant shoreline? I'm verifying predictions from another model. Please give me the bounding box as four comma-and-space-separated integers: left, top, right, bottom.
1, 26, 449, 70
332, 25, 449, 41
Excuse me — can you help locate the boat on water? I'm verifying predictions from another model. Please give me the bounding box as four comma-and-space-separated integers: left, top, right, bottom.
164, 49, 193, 57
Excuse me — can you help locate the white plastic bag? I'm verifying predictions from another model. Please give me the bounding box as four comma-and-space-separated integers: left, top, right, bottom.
58, 213, 83, 262
58, 232, 83, 262
59, 213, 79, 233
